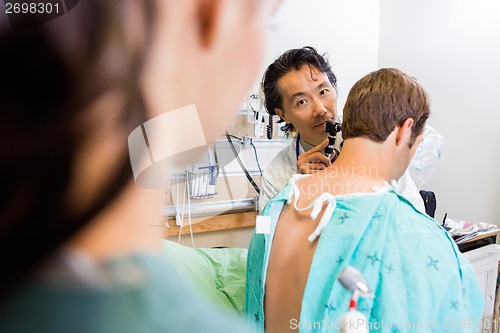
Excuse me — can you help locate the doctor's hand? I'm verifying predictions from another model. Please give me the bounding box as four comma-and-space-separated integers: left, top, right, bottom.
297, 138, 336, 174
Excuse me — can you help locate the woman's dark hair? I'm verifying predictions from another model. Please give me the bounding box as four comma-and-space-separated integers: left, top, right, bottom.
0, 0, 155, 302
262, 46, 337, 134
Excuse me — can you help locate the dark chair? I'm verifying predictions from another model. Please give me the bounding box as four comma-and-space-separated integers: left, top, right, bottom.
419, 190, 436, 218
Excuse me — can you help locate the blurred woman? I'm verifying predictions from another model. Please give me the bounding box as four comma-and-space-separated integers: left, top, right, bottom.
0, 0, 274, 332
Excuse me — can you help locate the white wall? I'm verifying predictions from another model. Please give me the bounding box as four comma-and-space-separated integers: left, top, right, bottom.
255, 0, 381, 111
378, 0, 500, 224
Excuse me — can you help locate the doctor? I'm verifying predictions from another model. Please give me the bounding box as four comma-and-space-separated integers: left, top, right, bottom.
259, 46, 425, 212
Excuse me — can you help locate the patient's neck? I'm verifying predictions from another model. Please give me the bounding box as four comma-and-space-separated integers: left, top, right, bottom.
295, 137, 396, 202
332, 137, 393, 181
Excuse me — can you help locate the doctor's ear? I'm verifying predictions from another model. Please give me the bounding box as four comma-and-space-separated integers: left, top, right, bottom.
274, 108, 288, 123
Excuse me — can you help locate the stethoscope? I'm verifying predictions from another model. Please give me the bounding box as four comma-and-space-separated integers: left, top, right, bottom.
295, 133, 301, 160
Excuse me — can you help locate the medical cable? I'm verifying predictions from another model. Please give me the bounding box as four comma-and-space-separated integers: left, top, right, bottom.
250, 141, 263, 176
185, 175, 195, 248
175, 172, 195, 247
225, 132, 261, 194
226, 134, 242, 141
177, 175, 186, 244
174, 173, 182, 228
212, 142, 219, 166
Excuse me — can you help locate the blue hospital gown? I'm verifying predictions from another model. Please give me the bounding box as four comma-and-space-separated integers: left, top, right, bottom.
246, 179, 484, 332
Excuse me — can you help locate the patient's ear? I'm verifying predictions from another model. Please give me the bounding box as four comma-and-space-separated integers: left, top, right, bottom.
198, 0, 221, 48
395, 118, 414, 147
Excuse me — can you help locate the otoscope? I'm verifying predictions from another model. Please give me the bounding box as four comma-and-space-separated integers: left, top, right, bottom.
324, 121, 342, 161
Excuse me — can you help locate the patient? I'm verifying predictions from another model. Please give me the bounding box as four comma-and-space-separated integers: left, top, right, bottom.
246, 68, 483, 332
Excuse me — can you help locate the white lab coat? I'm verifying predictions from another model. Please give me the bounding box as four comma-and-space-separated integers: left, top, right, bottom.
259, 135, 426, 214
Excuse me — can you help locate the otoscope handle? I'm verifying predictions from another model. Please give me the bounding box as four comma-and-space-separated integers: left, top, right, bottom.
324, 121, 342, 159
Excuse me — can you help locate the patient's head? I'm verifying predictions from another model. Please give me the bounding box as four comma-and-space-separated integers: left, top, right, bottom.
342, 68, 430, 148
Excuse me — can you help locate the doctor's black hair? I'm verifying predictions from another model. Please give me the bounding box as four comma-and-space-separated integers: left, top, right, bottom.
262, 46, 337, 134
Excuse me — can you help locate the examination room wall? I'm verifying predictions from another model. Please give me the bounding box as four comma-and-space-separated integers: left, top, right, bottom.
378, 0, 500, 227
261, 0, 381, 113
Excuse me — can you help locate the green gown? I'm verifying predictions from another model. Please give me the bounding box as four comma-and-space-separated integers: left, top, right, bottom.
0, 250, 255, 333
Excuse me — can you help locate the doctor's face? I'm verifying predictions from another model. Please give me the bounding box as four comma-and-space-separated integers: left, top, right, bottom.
275, 64, 338, 146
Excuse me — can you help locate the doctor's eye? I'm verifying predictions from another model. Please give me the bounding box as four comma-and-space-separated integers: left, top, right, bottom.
297, 99, 307, 106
